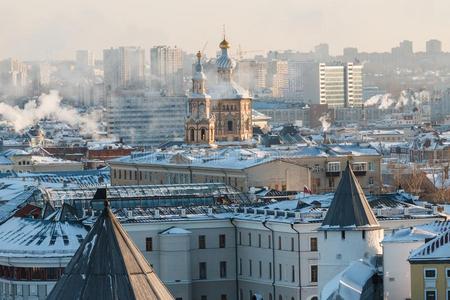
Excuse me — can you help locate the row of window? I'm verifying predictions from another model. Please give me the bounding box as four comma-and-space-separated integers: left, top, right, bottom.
323, 230, 367, 240
145, 234, 227, 251
0, 265, 64, 281
238, 259, 318, 283
146, 233, 318, 252
238, 232, 318, 252
239, 289, 318, 300
198, 261, 227, 279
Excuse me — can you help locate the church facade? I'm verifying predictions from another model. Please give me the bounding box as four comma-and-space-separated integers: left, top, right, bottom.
185, 39, 252, 144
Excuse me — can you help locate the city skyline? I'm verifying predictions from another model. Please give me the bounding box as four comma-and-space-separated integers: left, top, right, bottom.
1, 0, 450, 60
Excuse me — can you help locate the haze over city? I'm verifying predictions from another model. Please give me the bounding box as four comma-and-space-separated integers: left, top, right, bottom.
2, 1, 450, 300
2, 0, 450, 60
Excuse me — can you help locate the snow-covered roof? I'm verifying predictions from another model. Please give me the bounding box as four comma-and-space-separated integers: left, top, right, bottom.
160, 227, 192, 235
409, 227, 450, 262
111, 144, 380, 169
0, 217, 87, 258
321, 260, 378, 300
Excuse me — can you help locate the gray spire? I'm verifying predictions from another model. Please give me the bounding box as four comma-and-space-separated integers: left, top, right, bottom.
321, 162, 379, 230
47, 188, 174, 300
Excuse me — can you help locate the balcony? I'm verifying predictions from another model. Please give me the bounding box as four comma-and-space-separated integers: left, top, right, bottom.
326, 171, 341, 177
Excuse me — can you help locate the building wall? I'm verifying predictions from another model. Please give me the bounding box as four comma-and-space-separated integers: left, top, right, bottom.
383, 241, 424, 300
109, 159, 310, 192
318, 229, 383, 295
410, 263, 450, 300
123, 218, 320, 300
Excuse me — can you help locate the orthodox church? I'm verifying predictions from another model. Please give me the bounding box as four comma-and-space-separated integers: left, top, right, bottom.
185, 38, 252, 144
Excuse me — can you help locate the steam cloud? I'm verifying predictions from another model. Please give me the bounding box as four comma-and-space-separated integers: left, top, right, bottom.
319, 114, 331, 132
0, 90, 100, 134
365, 90, 425, 110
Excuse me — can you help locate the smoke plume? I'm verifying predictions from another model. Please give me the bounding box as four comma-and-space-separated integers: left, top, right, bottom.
319, 114, 331, 132
0, 90, 100, 134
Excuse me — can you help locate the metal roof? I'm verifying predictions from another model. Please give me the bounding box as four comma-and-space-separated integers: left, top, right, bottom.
321, 162, 380, 230
47, 199, 174, 300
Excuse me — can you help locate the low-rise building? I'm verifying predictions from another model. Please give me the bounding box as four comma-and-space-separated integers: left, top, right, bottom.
409, 227, 450, 300
108, 144, 382, 194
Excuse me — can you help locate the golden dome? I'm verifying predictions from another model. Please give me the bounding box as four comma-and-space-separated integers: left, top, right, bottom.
219, 38, 230, 49
196, 51, 202, 58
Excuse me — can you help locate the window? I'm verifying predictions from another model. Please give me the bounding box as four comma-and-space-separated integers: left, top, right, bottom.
239, 289, 243, 300
145, 237, 153, 251
341, 231, 346, 240
362, 230, 366, 240
279, 264, 282, 281
239, 232, 242, 245
221, 295, 227, 300
425, 289, 436, 300
369, 177, 374, 185
199, 262, 207, 280
279, 295, 282, 300
227, 120, 233, 131
291, 237, 294, 251
248, 233, 252, 246
219, 234, 226, 248
198, 235, 206, 249
201, 296, 207, 300
368, 161, 375, 171
268, 235, 272, 249
313, 164, 320, 173
324, 231, 327, 239
201, 128, 206, 140
239, 258, 242, 275
258, 234, 261, 248
352, 162, 367, 172
278, 236, 282, 250
249, 260, 252, 276
447, 268, 450, 278
220, 261, 227, 278
291, 265, 295, 282
327, 162, 340, 172
269, 262, 272, 279
311, 265, 318, 283
189, 129, 195, 141
310, 237, 318, 251
424, 268, 437, 279
259, 261, 262, 278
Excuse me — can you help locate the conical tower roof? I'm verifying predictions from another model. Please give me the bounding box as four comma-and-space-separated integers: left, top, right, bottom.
321, 162, 379, 230
47, 189, 174, 300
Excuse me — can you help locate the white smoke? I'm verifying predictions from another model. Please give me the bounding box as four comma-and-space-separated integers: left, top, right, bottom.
0, 90, 100, 134
365, 94, 395, 110
365, 91, 423, 110
319, 114, 331, 133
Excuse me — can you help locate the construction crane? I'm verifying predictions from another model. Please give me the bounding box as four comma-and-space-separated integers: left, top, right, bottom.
235, 44, 264, 60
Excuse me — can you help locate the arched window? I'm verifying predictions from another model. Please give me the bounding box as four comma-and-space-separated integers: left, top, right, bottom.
189, 129, 195, 141
201, 128, 206, 140
279, 295, 283, 300
269, 294, 273, 300
227, 120, 233, 131
311, 297, 318, 300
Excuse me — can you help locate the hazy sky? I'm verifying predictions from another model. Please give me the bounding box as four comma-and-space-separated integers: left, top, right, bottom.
1, 0, 449, 60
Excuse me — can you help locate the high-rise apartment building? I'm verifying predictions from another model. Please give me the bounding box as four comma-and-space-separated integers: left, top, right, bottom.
0, 58, 28, 97
150, 46, 184, 96
75, 50, 95, 69
426, 39, 442, 55
267, 60, 288, 97
107, 89, 187, 145
103, 47, 145, 92
314, 43, 330, 61
319, 62, 363, 108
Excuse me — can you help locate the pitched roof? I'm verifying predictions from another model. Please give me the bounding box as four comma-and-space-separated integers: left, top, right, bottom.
321, 162, 379, 230
409, 228, 450, 262
47, 190, 174, 300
